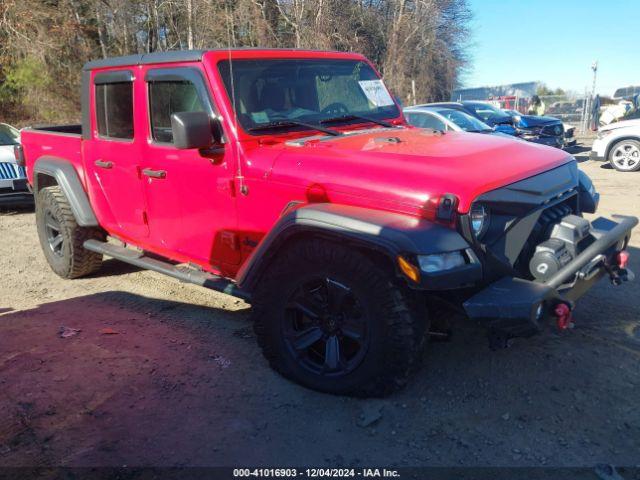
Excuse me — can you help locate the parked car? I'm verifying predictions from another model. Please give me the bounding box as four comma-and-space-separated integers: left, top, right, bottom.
0, 123, 32, 206
20, 49, 636, 397
429, 101, 517, 135
502, 109, 575, 149
403, 105, 517, 139
591, 118, 640, 172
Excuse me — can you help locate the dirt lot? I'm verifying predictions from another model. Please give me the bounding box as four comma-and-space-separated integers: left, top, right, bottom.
1, 145, 639, 470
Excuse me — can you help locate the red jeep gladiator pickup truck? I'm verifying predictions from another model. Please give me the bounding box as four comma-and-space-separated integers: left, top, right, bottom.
20, 49, 637, 396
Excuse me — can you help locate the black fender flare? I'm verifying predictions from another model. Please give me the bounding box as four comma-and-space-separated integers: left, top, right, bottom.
236, 203, 474, 292
32, 156, 99, 227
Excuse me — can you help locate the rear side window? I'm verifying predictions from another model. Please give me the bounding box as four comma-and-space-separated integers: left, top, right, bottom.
149, 81, 205, 143
95, 83, 134, 139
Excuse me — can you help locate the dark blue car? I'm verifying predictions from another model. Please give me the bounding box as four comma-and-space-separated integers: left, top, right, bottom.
429, 102, 518, 135
503, 109, 572, 149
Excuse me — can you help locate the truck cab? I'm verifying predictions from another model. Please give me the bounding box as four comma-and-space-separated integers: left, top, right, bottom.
20, 49, 637, 396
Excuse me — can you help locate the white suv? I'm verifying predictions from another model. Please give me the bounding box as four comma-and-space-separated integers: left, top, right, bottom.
0, 123, 32, 206
591, 116, 640, 172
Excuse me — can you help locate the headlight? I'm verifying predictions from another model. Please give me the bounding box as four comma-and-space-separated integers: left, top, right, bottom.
418, 251, 466, 273
470, 203, 489, 238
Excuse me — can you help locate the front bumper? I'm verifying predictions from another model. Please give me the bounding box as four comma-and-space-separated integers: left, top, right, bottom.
0, 178, 33, 206
591, 137, 607, 159
463, 215, 637, 338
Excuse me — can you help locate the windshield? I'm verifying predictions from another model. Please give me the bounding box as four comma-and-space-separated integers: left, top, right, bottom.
0, 124, 19, 146
434, 108, 491, 131
218, 59, 400, 134
465, 102, 510, 122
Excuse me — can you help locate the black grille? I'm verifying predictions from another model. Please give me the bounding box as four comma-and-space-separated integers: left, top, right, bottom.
0, 162, 26, 180
516, 200, 575, 276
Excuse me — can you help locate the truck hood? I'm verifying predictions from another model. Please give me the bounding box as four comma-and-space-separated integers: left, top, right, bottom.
268, 128, 573, 214
515, 114, 561, 128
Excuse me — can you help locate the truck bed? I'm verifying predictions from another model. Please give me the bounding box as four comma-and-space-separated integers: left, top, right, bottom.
21, 125, 84, 186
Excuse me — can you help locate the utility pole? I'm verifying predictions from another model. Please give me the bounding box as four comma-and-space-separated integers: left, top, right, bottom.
588, 61, 598, 130
590, 61, 598, 99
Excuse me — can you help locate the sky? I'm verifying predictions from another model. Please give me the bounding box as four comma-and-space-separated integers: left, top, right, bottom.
465, 0, 640, 96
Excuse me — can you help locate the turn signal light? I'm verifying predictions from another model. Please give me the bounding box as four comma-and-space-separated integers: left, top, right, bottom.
397, 256, 420, 284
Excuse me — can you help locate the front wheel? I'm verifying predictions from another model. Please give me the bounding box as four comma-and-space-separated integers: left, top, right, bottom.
608, 139, 640, 172
250, 239, 428, 397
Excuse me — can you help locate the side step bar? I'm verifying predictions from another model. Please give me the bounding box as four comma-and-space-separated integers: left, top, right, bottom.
83, 239, 251, 302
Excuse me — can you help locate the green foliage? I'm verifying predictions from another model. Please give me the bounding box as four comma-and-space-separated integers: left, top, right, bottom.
536, 84, 566, 97
536, 84, 553, 96
1, 57, 48, 96
0, 57, 62, 123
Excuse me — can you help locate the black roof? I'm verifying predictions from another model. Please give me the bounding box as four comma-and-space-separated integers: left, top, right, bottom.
83, 50, 207, 71
82, 48, 348, 71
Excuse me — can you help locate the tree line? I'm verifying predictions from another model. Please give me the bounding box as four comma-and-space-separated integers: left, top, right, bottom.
0, 0, 471, 125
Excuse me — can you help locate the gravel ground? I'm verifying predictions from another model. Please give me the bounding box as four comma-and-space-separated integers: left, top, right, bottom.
0, 144, 639, 470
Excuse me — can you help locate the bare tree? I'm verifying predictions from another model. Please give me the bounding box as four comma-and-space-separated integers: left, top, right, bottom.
0, 0, 471, 124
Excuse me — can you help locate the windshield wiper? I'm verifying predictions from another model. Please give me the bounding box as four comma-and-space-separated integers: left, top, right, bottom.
247, 120, 340, 136
320, 114, 394, 128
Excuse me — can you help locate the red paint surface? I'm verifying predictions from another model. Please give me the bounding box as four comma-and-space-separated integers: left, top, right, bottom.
22, 49, 572, 279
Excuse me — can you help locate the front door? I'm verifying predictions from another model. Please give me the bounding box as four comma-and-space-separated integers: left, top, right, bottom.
84, 69, 149, 239
139, 66, 238, 273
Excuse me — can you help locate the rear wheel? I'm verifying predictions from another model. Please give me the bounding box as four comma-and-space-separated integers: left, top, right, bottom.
608, 139, 640, 172
35, 186, 104, 278
250, 239, 428, 397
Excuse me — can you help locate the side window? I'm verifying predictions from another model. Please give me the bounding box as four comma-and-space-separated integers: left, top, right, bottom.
407, 112, 445, 131
95, 82, 134, 139
149, 81, 205, 143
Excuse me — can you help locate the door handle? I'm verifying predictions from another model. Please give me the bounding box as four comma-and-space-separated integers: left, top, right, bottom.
95, 160, 113, 169
142, 168, 167, 179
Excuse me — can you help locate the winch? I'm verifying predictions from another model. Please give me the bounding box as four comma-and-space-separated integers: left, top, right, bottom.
529, 214, 591, 281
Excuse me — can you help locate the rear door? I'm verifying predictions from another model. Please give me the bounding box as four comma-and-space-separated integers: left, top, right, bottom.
139, 66, 238, 272
84, 70, 149, 239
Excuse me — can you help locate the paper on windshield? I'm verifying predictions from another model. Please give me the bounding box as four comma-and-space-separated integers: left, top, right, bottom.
358, 80, 395, 107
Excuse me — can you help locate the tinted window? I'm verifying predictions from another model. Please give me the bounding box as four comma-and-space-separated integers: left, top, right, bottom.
218, 59, 399, 134
435, 109, 491, 132
464, 102, 509, 122
95, 83, 134, 139
405, 112, 446, 131
149, 81, 205, 143
0, 124, 19, 146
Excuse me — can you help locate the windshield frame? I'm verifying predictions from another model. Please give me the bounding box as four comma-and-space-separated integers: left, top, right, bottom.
214, 57, 402, 138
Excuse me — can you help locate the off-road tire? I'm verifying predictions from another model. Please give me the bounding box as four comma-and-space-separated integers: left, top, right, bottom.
250, 239, 428, 397
35, 186, 104, 279
608, 139, 640, 172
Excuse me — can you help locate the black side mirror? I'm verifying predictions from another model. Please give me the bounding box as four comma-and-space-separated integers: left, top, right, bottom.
170, 111, 222, 150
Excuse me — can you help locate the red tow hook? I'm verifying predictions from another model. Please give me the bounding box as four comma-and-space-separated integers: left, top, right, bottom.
616, 250, 630, 269
554, 303, 573, 331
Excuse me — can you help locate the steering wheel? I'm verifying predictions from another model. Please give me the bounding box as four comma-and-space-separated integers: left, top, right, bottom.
321, 102, 349, 116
